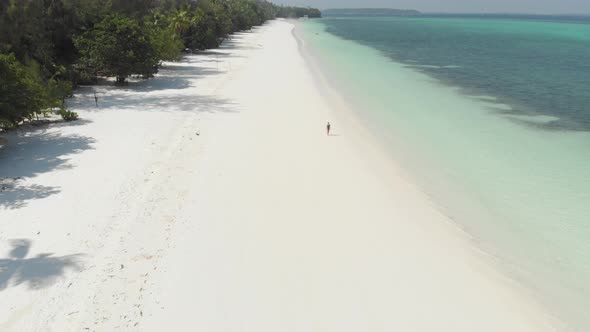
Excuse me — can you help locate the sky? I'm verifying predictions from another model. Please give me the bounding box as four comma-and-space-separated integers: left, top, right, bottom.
270, 0, 590, 14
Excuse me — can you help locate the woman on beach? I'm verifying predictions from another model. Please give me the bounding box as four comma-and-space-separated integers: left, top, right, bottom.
326, 122, 331, 136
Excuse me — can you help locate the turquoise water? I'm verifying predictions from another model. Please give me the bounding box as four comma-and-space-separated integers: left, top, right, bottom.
298, 16, 590, 331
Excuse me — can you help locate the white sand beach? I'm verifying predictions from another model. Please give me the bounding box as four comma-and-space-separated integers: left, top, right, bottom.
0, 20, 560, 331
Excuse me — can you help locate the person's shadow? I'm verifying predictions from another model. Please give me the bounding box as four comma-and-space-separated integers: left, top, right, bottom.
0, 239, 82, 291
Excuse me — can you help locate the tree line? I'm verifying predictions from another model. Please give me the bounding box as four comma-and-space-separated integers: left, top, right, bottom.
0, 0, 321, 130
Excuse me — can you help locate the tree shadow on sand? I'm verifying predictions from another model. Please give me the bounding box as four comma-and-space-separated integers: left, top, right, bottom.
0, 239, 82, 291
69, 60, 218, 104
0, 181, 60, 210
192, 50, 244, 59
99, 93, 239, 114
69, 58, 237, 115
0, 128, 95, 209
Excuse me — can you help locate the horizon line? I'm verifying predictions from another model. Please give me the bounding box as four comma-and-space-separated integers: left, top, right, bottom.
320, 8, 590, 16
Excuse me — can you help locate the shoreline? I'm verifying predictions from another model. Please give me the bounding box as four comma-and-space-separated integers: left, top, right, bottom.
292, 20, 563, 329
0, 20, 561, 331
296, 18, 590, 330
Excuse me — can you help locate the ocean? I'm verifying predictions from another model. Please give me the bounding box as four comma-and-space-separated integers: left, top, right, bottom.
298, 15, 590, 331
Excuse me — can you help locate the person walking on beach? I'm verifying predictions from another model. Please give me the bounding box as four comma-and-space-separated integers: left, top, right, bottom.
94, 92, 98, 107
326, 122, 331, 136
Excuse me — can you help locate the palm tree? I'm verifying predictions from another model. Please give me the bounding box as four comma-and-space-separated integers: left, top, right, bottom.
169, 8, 195, 34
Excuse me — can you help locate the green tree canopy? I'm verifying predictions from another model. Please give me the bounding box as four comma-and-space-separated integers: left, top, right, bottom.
0, 53, 52, 128
74, 15, 160, 83
0, 0, 321, 129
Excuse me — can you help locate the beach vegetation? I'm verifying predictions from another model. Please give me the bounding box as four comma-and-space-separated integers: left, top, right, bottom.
57, 107, 79, 122
0, 0, 321, 129
276, 6, 322, 18
74, 14, 161, 84
0, 53, 62, 129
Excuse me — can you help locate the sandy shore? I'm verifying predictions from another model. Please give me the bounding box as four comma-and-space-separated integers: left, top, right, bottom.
0, 20, 559, 331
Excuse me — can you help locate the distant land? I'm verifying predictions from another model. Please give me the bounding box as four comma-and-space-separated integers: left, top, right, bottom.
322, 8, 421, 17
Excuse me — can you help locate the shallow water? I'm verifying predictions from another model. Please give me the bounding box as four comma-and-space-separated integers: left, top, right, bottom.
299, 16, 590, 331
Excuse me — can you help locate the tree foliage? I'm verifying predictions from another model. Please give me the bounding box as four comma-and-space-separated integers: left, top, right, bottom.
0, 0, 321, 129
75, 15, 160, 83
0, 53, 52, 128
276, 6, 322, 18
